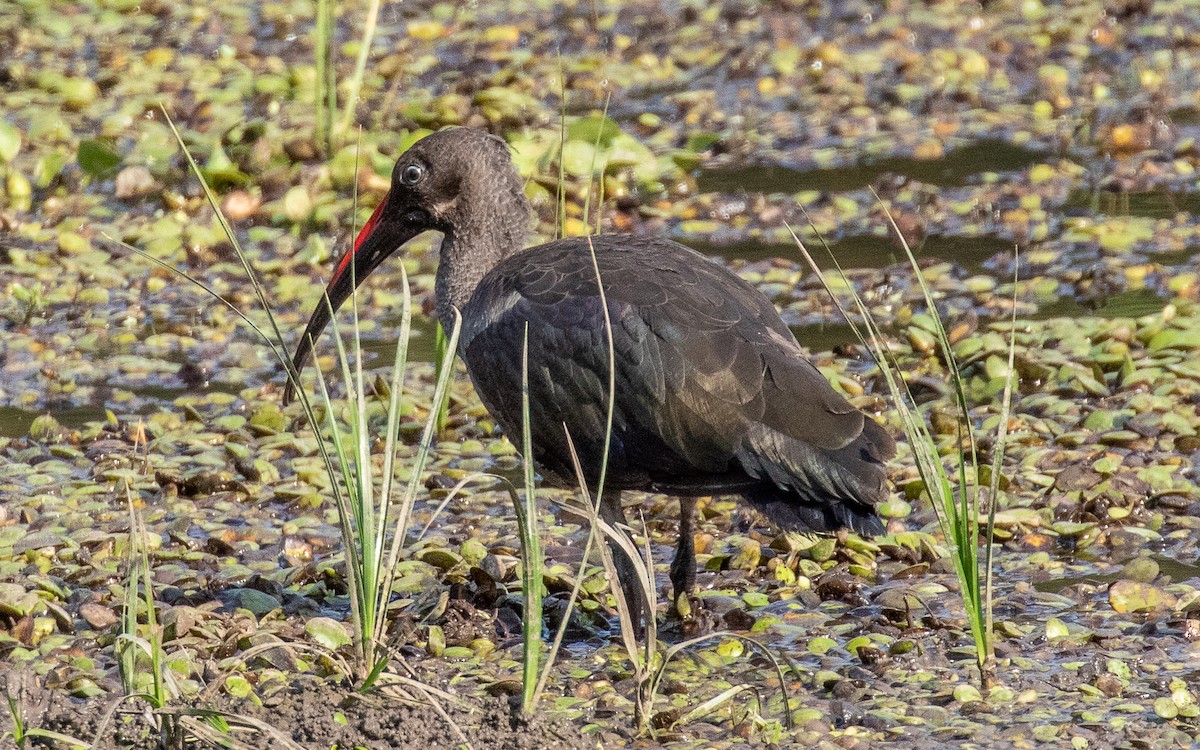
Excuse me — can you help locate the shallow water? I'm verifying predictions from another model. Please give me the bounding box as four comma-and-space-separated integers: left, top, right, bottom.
698, 140, 1049, 193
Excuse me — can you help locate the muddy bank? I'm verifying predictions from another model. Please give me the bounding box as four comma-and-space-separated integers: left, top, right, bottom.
5, 674, 594, 750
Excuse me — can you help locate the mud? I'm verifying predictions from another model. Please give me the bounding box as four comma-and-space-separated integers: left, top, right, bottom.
3, 675, 595, 750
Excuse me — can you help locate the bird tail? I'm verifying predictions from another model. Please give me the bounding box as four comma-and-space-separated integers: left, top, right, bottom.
738, 417, 894, 536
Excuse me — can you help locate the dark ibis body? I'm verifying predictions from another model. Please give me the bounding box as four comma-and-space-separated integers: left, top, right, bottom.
285, 127, 895, 625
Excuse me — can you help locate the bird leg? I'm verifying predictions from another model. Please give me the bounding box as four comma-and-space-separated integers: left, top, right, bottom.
669, 496, 698, 620
599, 492, 649, 638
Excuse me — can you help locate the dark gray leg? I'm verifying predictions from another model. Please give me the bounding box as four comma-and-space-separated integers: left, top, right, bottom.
669, 496, 698, 619
599, 491, 648, 637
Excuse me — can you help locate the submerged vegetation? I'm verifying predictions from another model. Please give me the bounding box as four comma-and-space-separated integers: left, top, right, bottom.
1, 0, 1200, 748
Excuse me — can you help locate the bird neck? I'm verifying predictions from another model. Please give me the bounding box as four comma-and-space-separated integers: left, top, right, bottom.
434, 192, 530, 335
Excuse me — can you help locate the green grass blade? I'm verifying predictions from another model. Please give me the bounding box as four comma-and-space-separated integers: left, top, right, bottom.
983, 246, 1020, 679
584, 237, 616, 513
119, 487, 140, 697
788, 217, 947, 530
556, 58, 567, 239
516, 323, 544, 713
359, 653, 390, 692
309, 322, 370, 667
160, 110, 290, 364
326, 136, 380, 650
433, 322, 452, 431
140, 520, 165, 709
5, 689, 25, 743
416, 472, 497, 541
584, 237, 658, 669
313, 0, 337, 154
531, 502, 600, 707
330, 327, 378, 666
377, 264, 413, 557
559, 429, 644, 679
105, 239, 288, 378
374, 311, 462, 650
151, 110, 351, 530
340, 0, 382, 135
580, 92, 613, 235
786, 211, 991, 682
327, 302, 365, 501
22, 728, 89, 749
871, 195, 989, 677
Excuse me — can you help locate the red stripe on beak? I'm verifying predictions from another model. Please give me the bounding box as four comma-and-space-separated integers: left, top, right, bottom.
285, 189, 418, 406
334, 192, 391, 283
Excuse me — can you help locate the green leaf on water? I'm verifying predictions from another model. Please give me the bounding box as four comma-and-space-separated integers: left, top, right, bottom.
742, 591, 769, 608
560, 140, 597, 177
568, 115, 621, 148
224, 674, 253, 698
807, 636, 837, 655
1148, 328, 1200, 352
1154, 696, 1179, 719
34, 149, 69, 187
305, 616, 351, 650
0, 121, 21, 163
1109, 579, 1175, 613
1106, 658, 1131, 679
686, 132, 721, 152
991, 508, 1042, 527
77, 137, 121, 177
1045, 617, 1069, 639
716, 638, 744, 659
845, 636, 872, 655
201, 143, 251, 190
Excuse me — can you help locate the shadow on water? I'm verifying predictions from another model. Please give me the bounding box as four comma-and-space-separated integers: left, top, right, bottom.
786, 289, 1169, 357
352, 313, 441, 368
0, 405, 109, 440
1033, 554, 1200, 594
1031, 288, 1167, 321
0, 380, 247, 439
691, 233, 1011, 275
697, 140, 1046, 194
0, 318, 442, 440
791, 321, 859, 351
1066, 189, 1200, 220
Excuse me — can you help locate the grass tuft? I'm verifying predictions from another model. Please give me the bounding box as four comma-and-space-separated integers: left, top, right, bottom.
116, 485, 179, 745
115, 110, 461, 696
787, 196, 1018, 689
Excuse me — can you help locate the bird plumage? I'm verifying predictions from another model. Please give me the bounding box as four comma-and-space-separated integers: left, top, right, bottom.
460, 235, 893, 536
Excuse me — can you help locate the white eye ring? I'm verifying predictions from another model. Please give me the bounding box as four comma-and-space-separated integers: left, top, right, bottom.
401, 163, 424, 185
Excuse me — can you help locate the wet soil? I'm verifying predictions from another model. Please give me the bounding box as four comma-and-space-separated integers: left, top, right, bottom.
2, 675, 589, 750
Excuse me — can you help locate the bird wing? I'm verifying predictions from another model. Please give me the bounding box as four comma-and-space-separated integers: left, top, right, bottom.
460, 235, 890, 505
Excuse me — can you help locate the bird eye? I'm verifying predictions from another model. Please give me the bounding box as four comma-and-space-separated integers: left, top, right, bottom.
401, 163, 424, 185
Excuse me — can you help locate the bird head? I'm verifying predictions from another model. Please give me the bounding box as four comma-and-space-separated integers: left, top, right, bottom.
283, 127, 524, 404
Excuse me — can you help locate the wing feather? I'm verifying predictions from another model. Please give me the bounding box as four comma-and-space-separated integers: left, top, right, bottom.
460, 235, 892, 521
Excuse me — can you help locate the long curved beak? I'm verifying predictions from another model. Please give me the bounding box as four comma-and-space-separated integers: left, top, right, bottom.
283, 193, 418, 404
